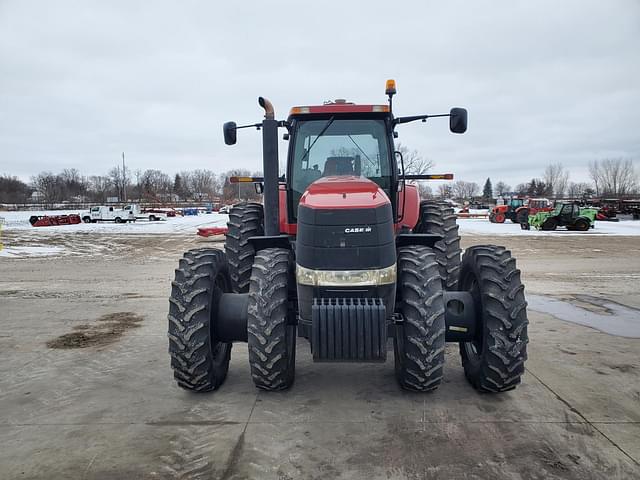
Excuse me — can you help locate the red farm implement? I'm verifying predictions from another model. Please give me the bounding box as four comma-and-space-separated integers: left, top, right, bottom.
29, 214, 82, 227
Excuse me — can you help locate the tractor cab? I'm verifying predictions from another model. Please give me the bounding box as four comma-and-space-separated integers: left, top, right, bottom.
555, 202, 579, 222
286, 103, 395, 222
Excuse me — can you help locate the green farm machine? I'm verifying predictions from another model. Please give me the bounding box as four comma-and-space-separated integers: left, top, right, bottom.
522, 202, 597, 231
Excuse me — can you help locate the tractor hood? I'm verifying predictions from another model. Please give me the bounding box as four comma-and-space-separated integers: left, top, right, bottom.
299, 176, 390, 210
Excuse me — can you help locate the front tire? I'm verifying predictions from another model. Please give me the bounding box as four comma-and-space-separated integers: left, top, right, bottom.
247, 248, 296, 390
168, 248, 232, 392
394, 245, 446, 392
458, 245, 528, 392
225, 203, 264, 293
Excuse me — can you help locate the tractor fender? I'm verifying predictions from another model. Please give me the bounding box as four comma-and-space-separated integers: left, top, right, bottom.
248, 235, 292, 252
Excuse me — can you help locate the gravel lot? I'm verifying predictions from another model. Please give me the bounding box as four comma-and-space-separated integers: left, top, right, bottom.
0, 230, 639, 479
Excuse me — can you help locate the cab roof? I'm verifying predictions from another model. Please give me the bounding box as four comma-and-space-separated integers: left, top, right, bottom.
288, 100, 390, 118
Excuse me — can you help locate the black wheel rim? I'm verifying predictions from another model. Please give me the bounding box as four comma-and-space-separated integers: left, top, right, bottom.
462, 275, 484, 364
210, 271, 232, 365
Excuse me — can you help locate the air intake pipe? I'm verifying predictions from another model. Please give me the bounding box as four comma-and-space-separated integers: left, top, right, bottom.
258, 97, 280, 236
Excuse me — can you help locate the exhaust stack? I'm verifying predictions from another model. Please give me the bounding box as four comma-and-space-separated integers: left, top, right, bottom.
258, 97, 280, 236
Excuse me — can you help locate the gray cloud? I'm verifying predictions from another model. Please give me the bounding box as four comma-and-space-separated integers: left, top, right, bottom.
1, 0, 639, 187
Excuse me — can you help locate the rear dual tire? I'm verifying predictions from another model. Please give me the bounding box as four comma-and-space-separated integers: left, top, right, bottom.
225, 203, 264, 293
458, 245, 528, 392
168, 249, 232, 392
414, 201, 461, 290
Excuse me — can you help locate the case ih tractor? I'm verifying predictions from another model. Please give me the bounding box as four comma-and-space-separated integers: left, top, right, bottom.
168, 80, 528, 394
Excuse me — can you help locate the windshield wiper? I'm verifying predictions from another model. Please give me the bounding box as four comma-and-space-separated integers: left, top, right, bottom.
299, 116, 335, 166
347, 135, 375, 167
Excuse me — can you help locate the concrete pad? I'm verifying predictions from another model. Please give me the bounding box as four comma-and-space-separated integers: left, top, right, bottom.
1, 233, 639, 478
0, 423, 245, 479
226, 420, 638, 479
526, 312, 640, 423
595, 423, 640, 466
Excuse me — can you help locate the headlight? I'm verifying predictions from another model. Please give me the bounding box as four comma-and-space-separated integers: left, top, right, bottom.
296, 264, 396, 287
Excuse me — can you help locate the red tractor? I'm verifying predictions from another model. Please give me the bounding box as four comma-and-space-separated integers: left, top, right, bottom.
489, 197, 525, 223
167, 80, 528, 394
514, 198, 553, 224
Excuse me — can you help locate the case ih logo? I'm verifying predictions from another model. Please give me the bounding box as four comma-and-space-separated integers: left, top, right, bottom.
344, 226, 372, 233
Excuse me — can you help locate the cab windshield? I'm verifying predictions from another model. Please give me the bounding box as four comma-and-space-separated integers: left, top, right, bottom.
290, 118, 391, 207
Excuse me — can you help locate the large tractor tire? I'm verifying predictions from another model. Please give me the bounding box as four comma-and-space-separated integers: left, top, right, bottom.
541, 217, 558, 231
225, 203, 264, 293
247, 248, 296, 390
569, 218, 590, 231
394, 245, 446, 391
414, 200, 462, 290
168, 248, 233, 392
516, 208, 529, 225
458, 245, 528, 392
493, 212, 506, 223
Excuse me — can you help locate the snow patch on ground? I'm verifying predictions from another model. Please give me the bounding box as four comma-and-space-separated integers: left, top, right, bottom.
2, 210, 639, 239
0, 245, 65, 258
457, 218, 640, 236
0, 210, 229, 234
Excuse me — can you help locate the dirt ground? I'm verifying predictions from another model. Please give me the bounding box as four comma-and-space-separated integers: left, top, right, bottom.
0, 231, 639, 479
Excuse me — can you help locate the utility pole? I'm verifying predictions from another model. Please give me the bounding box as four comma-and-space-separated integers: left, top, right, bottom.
122, 152, 126, 202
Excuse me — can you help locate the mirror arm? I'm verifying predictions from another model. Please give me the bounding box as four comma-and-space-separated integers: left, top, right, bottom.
234, 122, 263, 130
233, 120, 289, 131
394, 113, 451, 126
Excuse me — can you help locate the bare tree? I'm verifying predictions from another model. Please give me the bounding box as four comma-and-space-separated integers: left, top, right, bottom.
567, 182, 595, 198
59, 168, 88, 200
417, 184, 432, 199
139, 169, 172, 200
0, 175, 32, 204
527, 178, 552, 197
187, 169, 218, 201
589, 158, 637, 196
494, 181, 511, 197
452, 180, 480, 200
436, 184, 453, 199
31, 171, 64, 205
514, 183, 528, 196
544, 162, 569, 198
108, 165, 130, 201
396, 143, 435, 175
88, 175, 111, 203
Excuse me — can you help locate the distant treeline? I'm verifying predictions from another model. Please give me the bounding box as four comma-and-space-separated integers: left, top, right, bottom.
1, 158, 637, 206
0, 167, 263, 206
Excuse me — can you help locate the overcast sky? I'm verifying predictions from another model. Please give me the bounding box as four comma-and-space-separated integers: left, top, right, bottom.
1, 0, 639, 188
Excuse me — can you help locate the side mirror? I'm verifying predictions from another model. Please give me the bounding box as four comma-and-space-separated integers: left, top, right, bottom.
223, 121, 237, 145
449, 107, 467, 134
